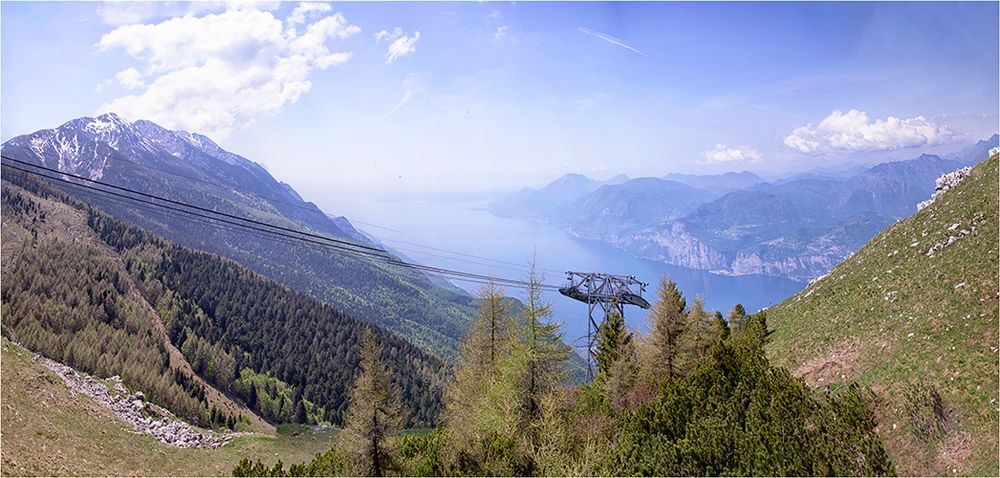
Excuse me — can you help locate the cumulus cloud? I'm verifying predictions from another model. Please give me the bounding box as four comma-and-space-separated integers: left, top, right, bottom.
784, 109, 954, 154
115, 68, 145, 90
385, 31, 420, 64
701, 144, 761, 163
287, 2, 330, 25
95, 2, 359, 138
95, 1, 245, 26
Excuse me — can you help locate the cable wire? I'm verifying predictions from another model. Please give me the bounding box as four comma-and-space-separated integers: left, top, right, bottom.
0, 157, 564, 291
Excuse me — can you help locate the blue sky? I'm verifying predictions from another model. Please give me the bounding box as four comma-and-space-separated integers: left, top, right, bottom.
2, 1, 998, 199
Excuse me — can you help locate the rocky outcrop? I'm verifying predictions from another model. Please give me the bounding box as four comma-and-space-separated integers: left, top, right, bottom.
917, 167, 973, 211
33, 352, 233, 449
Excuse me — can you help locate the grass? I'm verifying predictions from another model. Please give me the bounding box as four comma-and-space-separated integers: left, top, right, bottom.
0, 338, 338, 477
766, 154, 999, 476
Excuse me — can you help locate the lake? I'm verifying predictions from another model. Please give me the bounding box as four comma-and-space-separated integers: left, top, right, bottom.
334, 196, 806, 348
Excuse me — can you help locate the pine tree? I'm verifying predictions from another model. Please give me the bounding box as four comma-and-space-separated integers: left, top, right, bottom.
594, 308, 632, 375
712, 311, 730, 341
339, 328, 402, 477
247, 382, 258, 412
645, 276, 687, 382
295, 398, 308, 424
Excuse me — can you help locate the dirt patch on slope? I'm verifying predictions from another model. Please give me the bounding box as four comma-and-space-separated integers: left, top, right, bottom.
793, 338, 864, 387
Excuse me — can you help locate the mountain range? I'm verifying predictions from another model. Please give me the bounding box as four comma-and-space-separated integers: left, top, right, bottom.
1, 113, 479, 360
490, 134, 998, 282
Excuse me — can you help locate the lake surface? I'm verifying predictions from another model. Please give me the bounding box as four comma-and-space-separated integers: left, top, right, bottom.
336, 196, 806, 348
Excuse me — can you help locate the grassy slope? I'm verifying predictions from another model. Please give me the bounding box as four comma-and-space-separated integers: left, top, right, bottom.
0, 338, 336, 476
766, 154, 999, 476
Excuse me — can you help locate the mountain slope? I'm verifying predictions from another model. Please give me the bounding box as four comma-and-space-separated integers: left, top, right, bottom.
662, 170, 765, 194
1, 174, 270, 433
563, 177, 713, 236
488, 172, 630, 219
1, 114, 478, 359
1, 169, 447, 427
0, 337, 337, 476
620, 151, 983, 281
486, 139, 997, 282
765, 153, 999, 475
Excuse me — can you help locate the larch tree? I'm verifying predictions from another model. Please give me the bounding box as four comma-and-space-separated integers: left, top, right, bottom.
443, 280, 515, 468
679, 296, 716, 374
480, 259, 570, 475
339, 328, 402, 477
644, 276, 687, 382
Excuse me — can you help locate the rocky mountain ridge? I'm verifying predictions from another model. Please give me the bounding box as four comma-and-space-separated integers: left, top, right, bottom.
489, 137, 998, 281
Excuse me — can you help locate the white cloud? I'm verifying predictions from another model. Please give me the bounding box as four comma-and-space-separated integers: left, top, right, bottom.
577, 26, 646, 57
385, 31, 420, 64
96, 1, 226, 26
115, 68, 145, 90
95, 4, 359, 138
487, 9, 502, 19
374, 27, 403, 44
784, 109, 954, 154
494, 25, 509, 40
701, 144, 762, 163
287, 2, 331, 25
374, 74, 423, 121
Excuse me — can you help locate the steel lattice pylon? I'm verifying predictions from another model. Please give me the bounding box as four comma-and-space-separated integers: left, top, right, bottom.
559, 271, 650, 379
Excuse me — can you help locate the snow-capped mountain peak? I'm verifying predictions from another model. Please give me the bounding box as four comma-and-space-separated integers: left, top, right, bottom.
84, 112, 130, 135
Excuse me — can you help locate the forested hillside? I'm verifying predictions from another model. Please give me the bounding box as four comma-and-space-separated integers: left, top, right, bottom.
2, 114, 479, 360
1, 169, 447, 428
766, 153, 999, 475
234, 276, 894, 477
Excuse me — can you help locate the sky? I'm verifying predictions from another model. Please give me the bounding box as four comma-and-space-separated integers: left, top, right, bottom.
2, 1, 998, 200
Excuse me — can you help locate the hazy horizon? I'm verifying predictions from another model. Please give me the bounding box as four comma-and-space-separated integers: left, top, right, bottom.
3, 1, 998, 200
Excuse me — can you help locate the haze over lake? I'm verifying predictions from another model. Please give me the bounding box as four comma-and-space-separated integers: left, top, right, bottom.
335, 195, 806, 346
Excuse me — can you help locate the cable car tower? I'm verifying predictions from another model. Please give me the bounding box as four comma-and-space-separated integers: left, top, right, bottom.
559, 271, 650, 378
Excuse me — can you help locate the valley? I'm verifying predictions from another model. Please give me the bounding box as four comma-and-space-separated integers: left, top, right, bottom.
2, 2, 998, 476
0, 113, 995, 477
335, 195, 805, 343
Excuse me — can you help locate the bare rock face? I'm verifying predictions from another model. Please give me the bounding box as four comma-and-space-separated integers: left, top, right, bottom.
612, 222, 729, 271
32, 353, 232, 449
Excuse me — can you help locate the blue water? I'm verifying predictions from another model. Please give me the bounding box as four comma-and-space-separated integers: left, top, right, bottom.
332, 196, 806, 348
